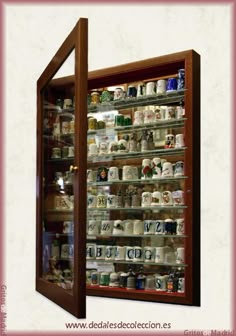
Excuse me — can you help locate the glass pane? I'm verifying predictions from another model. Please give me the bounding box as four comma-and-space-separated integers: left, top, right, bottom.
42, 51, 75, 291
86, 75, 186, 295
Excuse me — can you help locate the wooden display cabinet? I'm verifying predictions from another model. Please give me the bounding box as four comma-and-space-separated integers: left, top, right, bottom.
36, 17, 200, 318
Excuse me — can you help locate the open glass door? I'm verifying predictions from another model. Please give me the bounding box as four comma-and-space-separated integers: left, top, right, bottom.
36, 18, 88, 318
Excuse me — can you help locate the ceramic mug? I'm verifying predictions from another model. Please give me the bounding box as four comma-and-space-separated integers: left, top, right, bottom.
141, 159, 152, 179
88, 143, 98, 156
122, 166, 135, 180
51, 147, 61, 159
105, 246, 115, 260
133, 246, 143, 262
108, 141, 119, 153
96, 245, 106, 259
144, 246, 155, 262
162, 191, 174, 206
125, 246, 135, 261
87, 220, 100, 235
155, 247, 165, 263
165, 106, 176, 120
87, 195, 97, 208
107, 194, 118, 208
156, 79, 166, 95
87, 169, 95, 182
133, 220, 144, 235
61, 121, 70, 135
144, 109, 155, 124
176, 247, 185, 264
164, 134, 175, 148
113, 220, 124, 235
100, 220, 113, 235
144, 220, 155, 235
114, 246, 126, 260
172, 190, 184, 206
154, 220, 165, 235
166, 78, 177, 92
68, 146, 74, 157
114, 87, 124, 100
86, 244, 96, 259
141, 192, 152, 207
152, 158, 162, 178
151, 191, 162, 206
174, 161, 184, 176
175, 134, 185, 148
108, 167, 119, 181
162, 162, 174, 177
123, 220, 133, 234
176, 218, 185, 235
118, 139, 128, 153
146, 81, 155, 95
133, 110, 144, 125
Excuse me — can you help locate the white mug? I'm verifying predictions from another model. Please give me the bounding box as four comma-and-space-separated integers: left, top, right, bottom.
141, 192, 152, 207
86, 244, 96, 259
155, 247, 165, 263
162, 191, 173, 206
125, 246, 135, 261
172, 190, 184, 206
88, 143, 98, 156
174, 161, 184, 176
144, 220, 155, 235
152, 158, 162, 178
61, 121, 70, 134
51, 147, 61, 159
115, 246, 126, 260
155, 274, 168, 291
133, 220, 144, 235
162, 162, 174, 177
151, 191, 162, 206
133, 246, 143, 262
99, 141, 109, 155
165, 106, 176, 120
63, 98, 73, 109
100, 220, 113, 235
108, 141, 119, 154
53, 123, 60, 136
122, 166, 134, 180
176, 106, 185, 119
154, 220, 165, 235
114, 87, 124, 100
176, 218, 185, 235
146, 81, 155, 95
118, 139, 128, 153
87, 169, 95, 182
176, 247, 185, 264
144, 109, 155, 124
133, 110, 144, 125
96, 245, 106, 259
107, 194, 118, 208
87, 195, 97, 208
113, 220, 124, 235
175, 134, 185, 148
141, 159, 152, 180
108, 167, 119, 181
87, 220, 100, 235
123, 220, 133, 234
68, 146, 74, 157
105, 246, 115, 260
156, 79, 166, 95
144, 246, 155, 262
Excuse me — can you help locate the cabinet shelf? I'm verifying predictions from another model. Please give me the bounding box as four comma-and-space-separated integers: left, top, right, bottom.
87, 118, 186, 136
87, 234, 187, 239
86, 259, 187, 267
88, 91, 185, 113
88, 148, 186, 163
87, 206, 186, 212
88, 176, 187, 187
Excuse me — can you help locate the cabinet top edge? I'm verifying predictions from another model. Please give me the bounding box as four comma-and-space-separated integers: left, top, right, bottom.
50, 49, 199, 87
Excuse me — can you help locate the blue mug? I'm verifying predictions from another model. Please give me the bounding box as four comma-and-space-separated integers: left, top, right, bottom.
177, 69, 185, 90
166, 78, 177, 92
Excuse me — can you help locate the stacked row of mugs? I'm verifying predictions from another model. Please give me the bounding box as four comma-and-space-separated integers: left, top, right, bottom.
87, 159, 184, 182
87, 218, 184, 236
87, 269, 185, 293
86, 244, 185, 264
88, 189, 184, 209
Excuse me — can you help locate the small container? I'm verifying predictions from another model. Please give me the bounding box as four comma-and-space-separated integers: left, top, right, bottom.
91, 91, 100, 105
91, 271, 99, 286
88, 117, 97, 130
99, 272, 110, 287
115, 114, 125, 127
